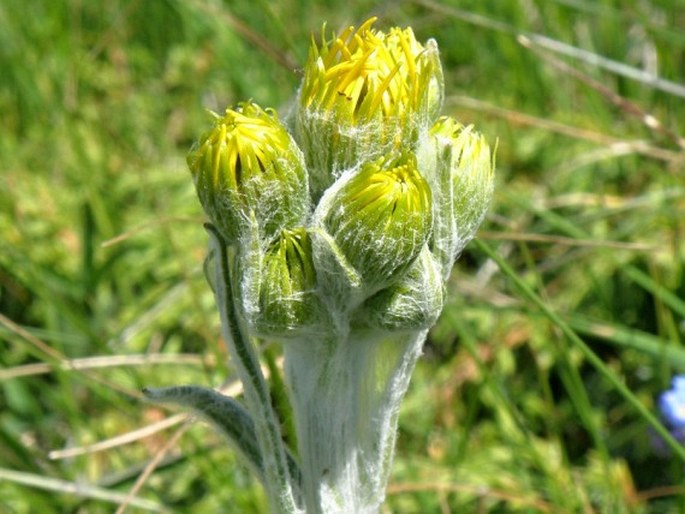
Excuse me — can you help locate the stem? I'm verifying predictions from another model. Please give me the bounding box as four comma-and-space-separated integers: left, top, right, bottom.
206, 224, 302, 513
284, 329, 427, 514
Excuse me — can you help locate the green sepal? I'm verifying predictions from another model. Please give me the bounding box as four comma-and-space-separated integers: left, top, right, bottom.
309, 226, 363, 315
350, 244, 443, 333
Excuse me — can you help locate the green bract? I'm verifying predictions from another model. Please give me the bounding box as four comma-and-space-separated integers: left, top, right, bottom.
351, 244, 443, 333
187, 101, 309, 242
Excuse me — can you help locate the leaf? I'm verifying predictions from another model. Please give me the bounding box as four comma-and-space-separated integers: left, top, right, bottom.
143, 385, 265, 480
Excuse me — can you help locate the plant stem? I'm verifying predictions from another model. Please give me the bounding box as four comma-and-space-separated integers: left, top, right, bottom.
283, 329, 427, 514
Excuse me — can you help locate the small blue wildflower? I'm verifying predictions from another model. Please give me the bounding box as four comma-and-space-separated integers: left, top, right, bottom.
659, 375, 685, 429
651, 375, 685, 456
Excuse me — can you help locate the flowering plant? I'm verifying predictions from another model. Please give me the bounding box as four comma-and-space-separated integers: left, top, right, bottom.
145, 17, 494, 514
653, 376, 685, 454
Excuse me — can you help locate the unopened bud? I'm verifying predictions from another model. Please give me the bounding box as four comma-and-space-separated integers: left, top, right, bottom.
323, 152, 432, 290
420, 116, 494, 278
254, 228, 328, 339
188, 102, 309, 242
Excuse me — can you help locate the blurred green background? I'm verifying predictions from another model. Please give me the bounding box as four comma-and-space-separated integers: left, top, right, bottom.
1, 0, 684, 512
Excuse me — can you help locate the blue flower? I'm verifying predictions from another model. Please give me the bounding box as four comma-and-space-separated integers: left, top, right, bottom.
659, 375, 685, 429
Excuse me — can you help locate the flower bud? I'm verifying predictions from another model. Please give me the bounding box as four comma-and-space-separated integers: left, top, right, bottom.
351, 245, 443, 333
187, 102, 309, 242
296, 17, 444, 200
322, 152, 432, 291
253, 228, 328, 339
419, 116, 494, 278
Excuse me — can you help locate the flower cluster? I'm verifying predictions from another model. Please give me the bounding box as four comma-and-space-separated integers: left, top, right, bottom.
180, 17, 495, 514
188, 17, 494, 343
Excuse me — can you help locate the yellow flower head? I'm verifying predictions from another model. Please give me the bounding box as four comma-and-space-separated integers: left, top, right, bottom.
301, 17, 442, 124
188, 102, 309, 241
296, 17, 444, 201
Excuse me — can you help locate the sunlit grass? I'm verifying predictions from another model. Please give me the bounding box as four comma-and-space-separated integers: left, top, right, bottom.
1, 0, 684, 512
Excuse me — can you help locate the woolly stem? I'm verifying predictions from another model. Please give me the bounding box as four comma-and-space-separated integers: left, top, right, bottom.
284, 329, 427, 514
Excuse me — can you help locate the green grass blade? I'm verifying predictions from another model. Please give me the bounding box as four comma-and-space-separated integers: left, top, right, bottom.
475, 239, 685, 462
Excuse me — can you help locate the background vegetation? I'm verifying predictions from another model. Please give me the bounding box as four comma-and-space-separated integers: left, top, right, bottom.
1, 0, 684, 512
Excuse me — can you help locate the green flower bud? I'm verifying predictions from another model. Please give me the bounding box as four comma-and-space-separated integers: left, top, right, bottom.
296, 17, 444, 200
420, 116, 494, 278
351, 244, 443, 333
187, 102, 309, 242
253, 228, 328, 339
322, 152, 432, 291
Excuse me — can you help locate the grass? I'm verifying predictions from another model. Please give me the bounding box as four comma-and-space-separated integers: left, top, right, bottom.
1, 0, 684, 512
